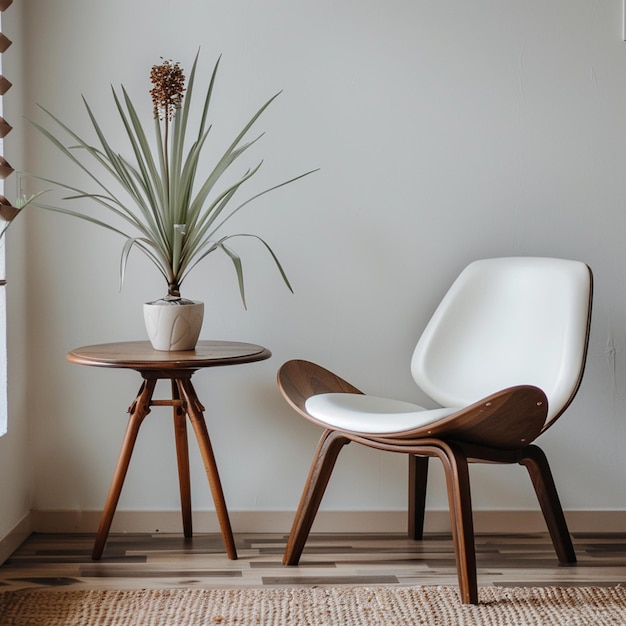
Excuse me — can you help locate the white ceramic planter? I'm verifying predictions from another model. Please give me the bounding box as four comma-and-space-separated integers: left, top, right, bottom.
143, 299, 204, 351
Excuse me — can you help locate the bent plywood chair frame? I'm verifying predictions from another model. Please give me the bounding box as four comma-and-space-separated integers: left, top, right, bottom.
278, 258, 593, 605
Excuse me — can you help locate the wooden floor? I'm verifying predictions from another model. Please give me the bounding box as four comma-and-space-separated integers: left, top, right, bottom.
0, 533, 626, 592
1, 531, 626, 593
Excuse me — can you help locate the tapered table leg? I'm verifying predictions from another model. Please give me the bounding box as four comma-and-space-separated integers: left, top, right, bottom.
172, 381, 193, 538
178, 377, 238, 560
92, 379, 156, 560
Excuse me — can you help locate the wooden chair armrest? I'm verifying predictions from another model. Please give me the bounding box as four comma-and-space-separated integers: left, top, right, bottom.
279, 360, 548, 450
390, 385, 549, 450
277, 359, 363, 418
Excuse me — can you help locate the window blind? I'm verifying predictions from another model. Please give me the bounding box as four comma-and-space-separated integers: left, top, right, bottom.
0, 0, 13, 290
0, 0, 11, 436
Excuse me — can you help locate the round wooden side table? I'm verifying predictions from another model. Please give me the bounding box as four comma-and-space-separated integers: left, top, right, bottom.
67, 340, 272, 561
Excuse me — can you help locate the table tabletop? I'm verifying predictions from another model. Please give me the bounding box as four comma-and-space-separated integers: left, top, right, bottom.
67, 340, 272, 371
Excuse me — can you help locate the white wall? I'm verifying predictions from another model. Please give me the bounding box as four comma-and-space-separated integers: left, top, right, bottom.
10, 0, 626, 530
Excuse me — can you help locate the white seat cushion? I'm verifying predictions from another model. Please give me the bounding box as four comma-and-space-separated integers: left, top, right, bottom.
305, 393, 458, 435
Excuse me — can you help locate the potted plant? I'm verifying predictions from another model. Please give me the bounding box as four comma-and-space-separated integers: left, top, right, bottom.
25, 52, 316, 350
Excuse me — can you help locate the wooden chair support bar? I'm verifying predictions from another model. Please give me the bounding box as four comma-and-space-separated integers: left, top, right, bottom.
519, 445, 576, 564
436, 442, 478, 605
408, 455, 429, 540
282, 429, 351, 566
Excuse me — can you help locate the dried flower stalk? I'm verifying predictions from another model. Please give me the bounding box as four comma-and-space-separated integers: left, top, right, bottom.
149, 59, 185, 121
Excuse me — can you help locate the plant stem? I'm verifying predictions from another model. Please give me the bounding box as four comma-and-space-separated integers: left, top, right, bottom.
163, 115, 170, 202
168, 281, 181, 298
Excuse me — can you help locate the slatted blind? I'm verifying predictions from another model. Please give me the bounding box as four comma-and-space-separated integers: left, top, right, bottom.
0, 0, 14, 243
0, 0, 13, 436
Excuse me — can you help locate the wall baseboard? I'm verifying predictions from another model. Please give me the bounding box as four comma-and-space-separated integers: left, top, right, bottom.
0, 513, 32, 566
31, 509, 626, 535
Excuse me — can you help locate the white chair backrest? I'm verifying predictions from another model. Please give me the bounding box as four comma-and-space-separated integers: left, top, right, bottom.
411, 257, 592, 425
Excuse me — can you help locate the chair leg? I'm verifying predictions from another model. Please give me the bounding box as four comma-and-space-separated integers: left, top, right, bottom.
283, 429, 350, 566
436, 443, 478, 605
519, 444, 576, 564
408, 455, 429, 540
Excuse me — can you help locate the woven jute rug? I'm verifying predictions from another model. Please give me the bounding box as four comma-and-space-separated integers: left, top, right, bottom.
1, 585, 625, 625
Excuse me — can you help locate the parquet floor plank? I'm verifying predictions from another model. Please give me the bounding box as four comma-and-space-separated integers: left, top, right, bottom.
1, 532, 625, 592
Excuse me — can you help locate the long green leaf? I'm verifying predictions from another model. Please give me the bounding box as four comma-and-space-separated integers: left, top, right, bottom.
28, 54, 317, 298
220, 242, 246, 309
